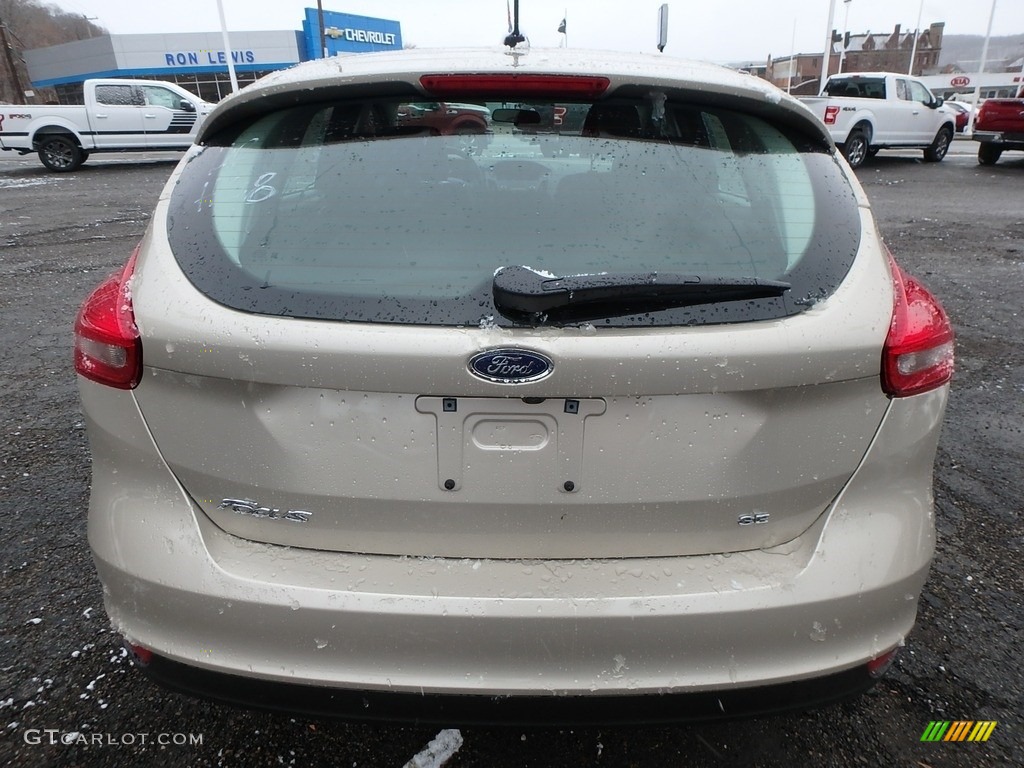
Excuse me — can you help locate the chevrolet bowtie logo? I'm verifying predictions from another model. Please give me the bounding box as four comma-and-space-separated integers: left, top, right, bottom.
325, 26, 344, 39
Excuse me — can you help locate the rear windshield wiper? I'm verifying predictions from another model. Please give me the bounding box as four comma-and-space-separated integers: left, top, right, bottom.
493, 265, 790, 323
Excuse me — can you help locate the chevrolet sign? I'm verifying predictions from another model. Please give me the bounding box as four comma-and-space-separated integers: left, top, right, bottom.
324, 26, 397, 45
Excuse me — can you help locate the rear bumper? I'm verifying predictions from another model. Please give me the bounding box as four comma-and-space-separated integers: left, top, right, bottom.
131, 649, 885, 725
973, 130, 1024, 149
83, 377, 946, 709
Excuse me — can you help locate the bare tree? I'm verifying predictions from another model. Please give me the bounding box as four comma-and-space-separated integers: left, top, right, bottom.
0, 0, 105, 102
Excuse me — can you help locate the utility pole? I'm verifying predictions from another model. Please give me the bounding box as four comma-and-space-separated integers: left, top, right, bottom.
317, 0, 327, 58
0, 13, 27, 105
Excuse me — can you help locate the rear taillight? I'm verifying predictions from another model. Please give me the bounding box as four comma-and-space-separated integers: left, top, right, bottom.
882, 255, 954, 397
74, 247, 141, 390
124, 641, 153, 667
867, 647, 899, 678
824, 105, 840, 125
420, 74, 610, 99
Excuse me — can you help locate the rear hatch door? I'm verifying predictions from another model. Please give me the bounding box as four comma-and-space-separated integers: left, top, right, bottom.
130, 75, 893, 559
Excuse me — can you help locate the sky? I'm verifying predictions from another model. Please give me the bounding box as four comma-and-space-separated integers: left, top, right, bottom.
51, 0, 1024, 65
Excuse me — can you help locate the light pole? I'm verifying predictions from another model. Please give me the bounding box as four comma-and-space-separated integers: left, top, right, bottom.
317, 0, 327, 58
907, 0, 924, 75
787, 18, 796, 94
215, 0, 239, 94
820, 0, 837, 94
971, 0, 998, 109
838, 0, 852, 74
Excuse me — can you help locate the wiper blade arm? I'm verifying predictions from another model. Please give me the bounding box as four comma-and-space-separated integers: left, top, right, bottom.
493, 265, 790, 321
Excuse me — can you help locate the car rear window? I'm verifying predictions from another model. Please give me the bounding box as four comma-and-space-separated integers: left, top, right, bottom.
824, 77, 887, 99
168, 90, 861, 327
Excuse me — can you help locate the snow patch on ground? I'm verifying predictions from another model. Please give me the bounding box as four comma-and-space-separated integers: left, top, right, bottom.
403, 729, 464, 768
0, 177, 59, 190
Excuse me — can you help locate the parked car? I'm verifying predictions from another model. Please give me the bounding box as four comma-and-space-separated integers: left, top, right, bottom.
0, 79, 213, 171
75, 47, 954, 724
801, 72, 957, 168
972, 84, 1024, 165
944, 100, 972, 133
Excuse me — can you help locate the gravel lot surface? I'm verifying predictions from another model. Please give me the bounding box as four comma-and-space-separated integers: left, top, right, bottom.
1, 140, 1020, 767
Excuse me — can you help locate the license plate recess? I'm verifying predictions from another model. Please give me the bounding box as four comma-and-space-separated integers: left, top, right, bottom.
415, 396, 606, 495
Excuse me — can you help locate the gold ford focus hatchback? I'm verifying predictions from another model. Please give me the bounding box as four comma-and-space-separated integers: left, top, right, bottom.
75, 47, 954, 723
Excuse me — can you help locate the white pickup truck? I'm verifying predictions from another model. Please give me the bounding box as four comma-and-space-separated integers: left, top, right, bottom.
0, 79, 213, 172
801, 72, 957, 169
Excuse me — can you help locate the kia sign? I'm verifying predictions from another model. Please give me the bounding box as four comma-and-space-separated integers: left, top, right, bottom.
950, 76, 971, 88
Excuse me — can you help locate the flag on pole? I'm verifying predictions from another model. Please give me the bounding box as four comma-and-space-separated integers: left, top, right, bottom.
558, 17, 566, 34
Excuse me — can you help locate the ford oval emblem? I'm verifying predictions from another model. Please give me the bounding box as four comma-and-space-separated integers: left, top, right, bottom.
469, 348, 553, 384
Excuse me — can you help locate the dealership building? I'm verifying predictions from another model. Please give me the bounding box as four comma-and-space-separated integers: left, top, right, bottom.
23, 8, 402, 103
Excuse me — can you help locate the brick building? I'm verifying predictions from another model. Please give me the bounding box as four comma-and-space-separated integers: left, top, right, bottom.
768, 22, 945, 95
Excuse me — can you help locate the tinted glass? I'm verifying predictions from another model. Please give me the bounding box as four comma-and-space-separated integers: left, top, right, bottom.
169, 93, 860, 327
825, 78, 886, 99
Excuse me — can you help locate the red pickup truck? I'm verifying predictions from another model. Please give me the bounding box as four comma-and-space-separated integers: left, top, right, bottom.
973, 84, 1024, 165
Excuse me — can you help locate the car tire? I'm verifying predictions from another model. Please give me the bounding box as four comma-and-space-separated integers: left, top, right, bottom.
923, 127, 953, 162
977, 143, 1002, 166
841, 130, 869, 169
38, 135, 84, 172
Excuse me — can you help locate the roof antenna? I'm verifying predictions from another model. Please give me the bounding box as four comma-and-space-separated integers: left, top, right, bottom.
504, 0, 526, 48
657, 4, 669, 53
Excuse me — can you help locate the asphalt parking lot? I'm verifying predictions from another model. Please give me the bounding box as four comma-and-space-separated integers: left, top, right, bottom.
1, 139, 1021, 767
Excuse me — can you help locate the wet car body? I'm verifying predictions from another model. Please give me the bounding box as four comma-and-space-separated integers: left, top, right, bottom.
75, 47, 953, 723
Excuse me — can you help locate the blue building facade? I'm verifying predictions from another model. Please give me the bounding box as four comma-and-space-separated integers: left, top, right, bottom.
301, 9, 403, 58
